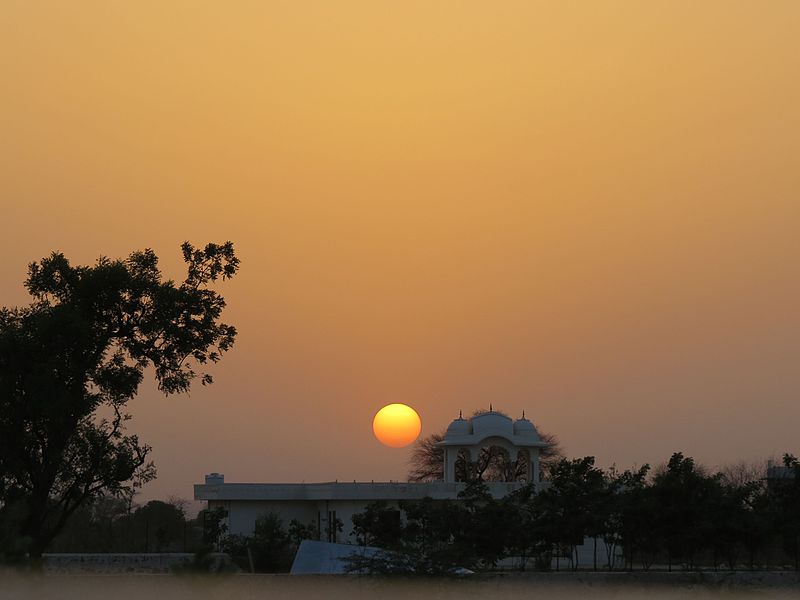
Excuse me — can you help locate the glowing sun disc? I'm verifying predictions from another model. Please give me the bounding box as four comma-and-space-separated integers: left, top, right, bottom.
373, 403, 422, 448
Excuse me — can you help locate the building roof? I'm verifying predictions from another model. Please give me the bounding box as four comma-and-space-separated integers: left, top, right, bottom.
437, 410, 550, 447
194, 480, 530, 502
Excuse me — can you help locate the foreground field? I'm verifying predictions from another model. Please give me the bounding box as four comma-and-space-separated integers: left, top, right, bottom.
1, 572, 800, 600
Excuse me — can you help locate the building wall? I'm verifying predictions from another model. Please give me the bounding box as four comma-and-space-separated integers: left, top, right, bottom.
199, 480, 544, 544
209, 500, 317, 538
210, 498, 389, 543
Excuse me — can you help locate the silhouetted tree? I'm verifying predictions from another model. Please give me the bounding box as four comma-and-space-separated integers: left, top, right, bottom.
222, 513, 293, 572
458, 480, 516, 568
398, 496, 470, 573
288, 518, 319, 547
649, 453, 723, 570
199, 506, 228, 550
603, 465, 649, 570
502, 483, 550, 570
0, 242, 239, 562
131, 500, 185, 552
350, 500, 402, 548
768, 453, 800, 570
536, 456, 606, 570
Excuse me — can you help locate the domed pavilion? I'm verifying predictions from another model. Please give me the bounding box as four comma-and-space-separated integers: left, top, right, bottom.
439, 409, 550, 484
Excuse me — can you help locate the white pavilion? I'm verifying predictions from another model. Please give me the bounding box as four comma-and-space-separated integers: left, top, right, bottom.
194, 410, 550, 542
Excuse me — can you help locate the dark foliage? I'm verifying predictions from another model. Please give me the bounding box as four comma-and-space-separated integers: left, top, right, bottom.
0, 242, 239, 561
353, 451, 800, 574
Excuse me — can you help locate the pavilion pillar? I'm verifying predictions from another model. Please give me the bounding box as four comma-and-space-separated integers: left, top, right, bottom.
445, 448, 458, 483
531, 449, 540, 486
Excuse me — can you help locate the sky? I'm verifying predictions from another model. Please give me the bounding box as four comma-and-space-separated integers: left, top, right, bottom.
1, 1, 799, 504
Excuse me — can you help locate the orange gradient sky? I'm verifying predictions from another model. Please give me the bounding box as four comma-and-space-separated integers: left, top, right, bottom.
2, 1, 799, 503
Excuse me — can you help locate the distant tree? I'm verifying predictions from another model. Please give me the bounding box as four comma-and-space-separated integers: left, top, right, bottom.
0, 242, 239, 562
649, 453, 723, 570
222, 513, 293, 573
350, 501, 402, 548
458, 480, 516, 568
48, 495, 130, 552
536, 456, 606, 570
398, 496, 470, 573
288, 518, 319, 547
407, 410, 564, 483
604, 464, 649, 570
407, 432, 453, 482
768, 453, 800, 570
250, 513, 293, 572
719, 459, 770, 490
199, 506, 228, 550
132, 500, 185, 552
501, 483, 545, 570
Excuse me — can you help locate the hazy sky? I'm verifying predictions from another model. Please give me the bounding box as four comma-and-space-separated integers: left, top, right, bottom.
2, 1, 799, 503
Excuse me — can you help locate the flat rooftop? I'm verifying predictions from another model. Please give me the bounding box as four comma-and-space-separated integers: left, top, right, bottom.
194, 480, 531, 502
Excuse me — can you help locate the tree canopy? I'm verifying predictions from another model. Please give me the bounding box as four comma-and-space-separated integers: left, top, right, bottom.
351, 452, 800, 574
0, 242, 239, 561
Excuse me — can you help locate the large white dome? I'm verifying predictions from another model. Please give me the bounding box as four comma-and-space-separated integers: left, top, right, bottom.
470, 411, 513, 437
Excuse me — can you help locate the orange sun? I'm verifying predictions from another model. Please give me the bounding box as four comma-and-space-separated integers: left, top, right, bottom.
372, 403, 422, 448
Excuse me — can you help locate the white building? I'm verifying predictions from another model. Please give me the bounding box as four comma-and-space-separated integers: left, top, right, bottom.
194, 410, 550, 542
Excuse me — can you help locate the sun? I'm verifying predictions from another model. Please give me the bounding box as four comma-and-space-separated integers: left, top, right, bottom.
372, 403, 422, 448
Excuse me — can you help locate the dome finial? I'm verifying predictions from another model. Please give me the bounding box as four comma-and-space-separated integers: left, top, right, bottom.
522, 410, 525, 419
489, 403, 493, 412
459, 409, 462, 419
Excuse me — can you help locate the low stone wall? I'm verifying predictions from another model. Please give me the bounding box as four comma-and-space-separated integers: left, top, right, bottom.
42, 553, 232, 573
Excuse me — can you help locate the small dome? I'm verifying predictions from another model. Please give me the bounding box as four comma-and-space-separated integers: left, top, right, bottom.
446, 416, 470, 436
513, 417, 540, 439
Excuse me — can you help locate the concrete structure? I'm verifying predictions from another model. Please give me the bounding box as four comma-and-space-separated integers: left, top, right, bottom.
194, 410, 549, 542
439, 409, 549, 483
41, 553, 234, 573
290, 540, 382, 574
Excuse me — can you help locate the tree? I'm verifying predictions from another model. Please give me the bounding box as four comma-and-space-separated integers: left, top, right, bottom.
248, 513, 293, 572
768, 453, 800, 570
132, 500, 185, 552
536, 456, 606, 570
222, 513, 293, 573
288, 518, 319, 547
649, 453, 719, 570
458, 480, 515, 569
398, 496, 469, 573
603, 465, 649, 570
407, 410, 564, 483
199, 506, 228, 550
501, 483, 544, 570
350, 500, 402, 548
0, 242, 239, 561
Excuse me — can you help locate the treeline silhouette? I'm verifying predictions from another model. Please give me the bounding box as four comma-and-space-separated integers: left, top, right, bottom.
39, 498, 211, 555
347, 453, 800, 574
5, 452, 799, 574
